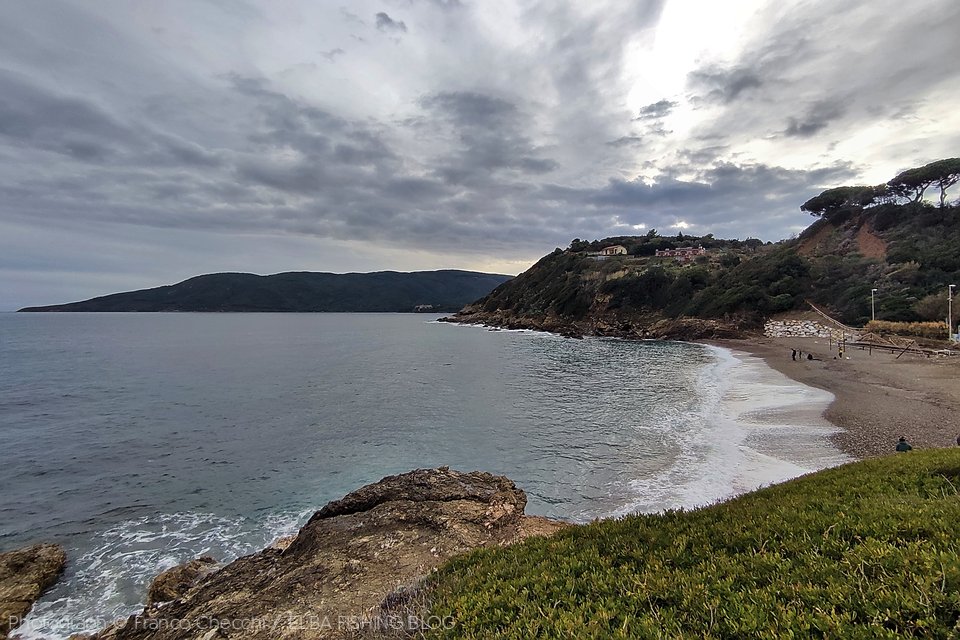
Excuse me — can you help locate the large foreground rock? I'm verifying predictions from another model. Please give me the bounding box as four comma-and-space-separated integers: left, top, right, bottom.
92, 468, 564, 639
0, 543, 67, 639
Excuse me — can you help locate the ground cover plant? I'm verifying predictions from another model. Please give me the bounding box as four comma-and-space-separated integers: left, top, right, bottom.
425, 450, 960, 638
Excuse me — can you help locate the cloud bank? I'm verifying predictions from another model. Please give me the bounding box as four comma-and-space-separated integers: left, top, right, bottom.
1, 0, 958, 308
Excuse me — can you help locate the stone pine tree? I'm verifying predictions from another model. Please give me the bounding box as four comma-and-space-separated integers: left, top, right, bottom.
800, 185, 881, 219
888, 158, 960, 208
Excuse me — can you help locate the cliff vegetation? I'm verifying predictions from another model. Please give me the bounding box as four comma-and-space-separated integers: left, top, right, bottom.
449, 158, 960, 336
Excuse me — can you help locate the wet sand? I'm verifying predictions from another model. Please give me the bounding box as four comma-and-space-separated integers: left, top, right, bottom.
710, 337, 960, 458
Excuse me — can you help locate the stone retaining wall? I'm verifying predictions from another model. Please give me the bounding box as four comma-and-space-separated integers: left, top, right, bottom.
764, 319, 853, 340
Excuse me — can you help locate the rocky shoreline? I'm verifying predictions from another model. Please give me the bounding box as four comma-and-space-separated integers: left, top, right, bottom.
440, 306, 751, 341
0, 544, 66, 640
6, 468, 564, 640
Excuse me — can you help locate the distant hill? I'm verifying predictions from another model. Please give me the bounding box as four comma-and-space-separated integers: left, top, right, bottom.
447, 158, 960, 338
18, 270, 513, 313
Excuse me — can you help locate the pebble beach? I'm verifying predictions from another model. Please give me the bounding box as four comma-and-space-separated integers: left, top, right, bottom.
713, 336, 960, 458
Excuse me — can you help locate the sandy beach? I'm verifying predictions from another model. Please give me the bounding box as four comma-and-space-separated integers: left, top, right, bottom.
713, 337, 960, 458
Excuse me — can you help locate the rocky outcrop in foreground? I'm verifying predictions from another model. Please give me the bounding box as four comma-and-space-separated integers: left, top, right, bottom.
89, 468, 564, 640
0, 543, 67, 639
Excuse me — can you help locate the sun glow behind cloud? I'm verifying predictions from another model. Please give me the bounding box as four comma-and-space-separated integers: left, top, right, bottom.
0, 0, 958, 309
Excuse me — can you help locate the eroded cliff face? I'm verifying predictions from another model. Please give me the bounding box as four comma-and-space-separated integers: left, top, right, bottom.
87, 468, 564, 640
0, 543, 66, 640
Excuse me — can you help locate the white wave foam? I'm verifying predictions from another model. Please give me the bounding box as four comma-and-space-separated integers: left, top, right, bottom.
433, 319, 543, 334
613, 344, 850, 517
16, 509, 310, 640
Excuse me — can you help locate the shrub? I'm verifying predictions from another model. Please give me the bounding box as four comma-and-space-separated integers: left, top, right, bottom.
865, 320, 948, 340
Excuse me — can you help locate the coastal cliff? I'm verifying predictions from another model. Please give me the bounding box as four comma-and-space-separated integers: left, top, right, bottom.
441, 167, 960, 340
83, 468, 564, 640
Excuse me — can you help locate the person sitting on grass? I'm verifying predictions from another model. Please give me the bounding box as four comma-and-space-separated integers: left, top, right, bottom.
896, 436, 913, 452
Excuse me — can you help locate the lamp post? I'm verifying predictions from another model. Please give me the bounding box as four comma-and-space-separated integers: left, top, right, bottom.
950, 284, 956, 342
870, 288, 878, 322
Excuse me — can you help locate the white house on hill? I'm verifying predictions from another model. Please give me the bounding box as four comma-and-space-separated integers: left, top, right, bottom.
599, 245, 627, 256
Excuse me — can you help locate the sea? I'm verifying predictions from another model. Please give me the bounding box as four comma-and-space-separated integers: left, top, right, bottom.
0, 312, 850, 638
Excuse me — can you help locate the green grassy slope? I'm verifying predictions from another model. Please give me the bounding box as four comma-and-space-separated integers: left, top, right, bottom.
427, 450, 960, 638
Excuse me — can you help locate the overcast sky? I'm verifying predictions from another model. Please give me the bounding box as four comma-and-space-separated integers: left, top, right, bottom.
2, 0, 958, 309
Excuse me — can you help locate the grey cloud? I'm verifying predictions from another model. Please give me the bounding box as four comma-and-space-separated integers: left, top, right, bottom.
635, 99, 676, 120
420, 90, 559, 180
321, 48, 346, 61
677, 146, 729, 165
866, 100, 920, 121
783, 100, 846, 138
0, 69, 222, 170
59, 139, 113, 162
514, 157, 560, 174
606, 136, 644, 148
154, 134, 223, 167
340, 8, 365, 25
0, 69, 133, 160
382, 177, 452, 200
415, 0, 464, 8
235, 159, 332, 195
333, 142, 386, 166
421, 91, 516, 128
688, 66, 763, 104
375, 12, 407, 32
685, 0, 960, 147
1, 0, 958, 311
540, 161, 858, 239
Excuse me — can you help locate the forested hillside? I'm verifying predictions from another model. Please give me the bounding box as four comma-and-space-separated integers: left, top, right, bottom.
19, 270, 513, 313
449, 158, 960, 336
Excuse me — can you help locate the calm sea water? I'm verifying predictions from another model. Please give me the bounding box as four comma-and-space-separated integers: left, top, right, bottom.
0, 313, 849, 638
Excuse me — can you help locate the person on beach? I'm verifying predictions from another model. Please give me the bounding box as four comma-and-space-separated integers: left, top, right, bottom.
792, 349, 797, 361
896, 437, 913, 452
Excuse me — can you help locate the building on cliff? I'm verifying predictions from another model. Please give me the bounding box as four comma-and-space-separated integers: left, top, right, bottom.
599, 245, 627, 256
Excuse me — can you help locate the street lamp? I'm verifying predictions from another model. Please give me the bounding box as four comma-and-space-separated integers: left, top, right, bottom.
871, 288, 878, 322
950, 284, 956, 342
